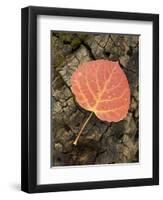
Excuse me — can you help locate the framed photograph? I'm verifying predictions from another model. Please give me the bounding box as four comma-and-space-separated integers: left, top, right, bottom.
21, 6, 159, 193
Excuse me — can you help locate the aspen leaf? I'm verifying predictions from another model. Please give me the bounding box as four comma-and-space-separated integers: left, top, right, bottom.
71, 59, 130, 122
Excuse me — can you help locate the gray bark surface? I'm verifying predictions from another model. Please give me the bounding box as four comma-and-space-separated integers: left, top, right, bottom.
51, 32, 139, 166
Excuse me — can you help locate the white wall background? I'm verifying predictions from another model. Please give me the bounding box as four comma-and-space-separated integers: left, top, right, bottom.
0, 0, 161, 199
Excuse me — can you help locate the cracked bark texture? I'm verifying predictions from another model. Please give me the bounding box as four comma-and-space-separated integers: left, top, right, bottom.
51, 32, 139, 166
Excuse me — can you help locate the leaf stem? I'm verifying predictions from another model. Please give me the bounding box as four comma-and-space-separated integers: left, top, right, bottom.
73, 112, 93, 146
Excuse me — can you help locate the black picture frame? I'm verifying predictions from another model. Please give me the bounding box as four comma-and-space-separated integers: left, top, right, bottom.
21, 6, 159, 193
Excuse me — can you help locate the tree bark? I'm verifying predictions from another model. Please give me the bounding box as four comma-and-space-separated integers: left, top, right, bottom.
51, 32, 139, 166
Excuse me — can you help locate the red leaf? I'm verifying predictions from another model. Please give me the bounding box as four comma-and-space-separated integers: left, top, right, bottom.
71, 59, 130, 122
